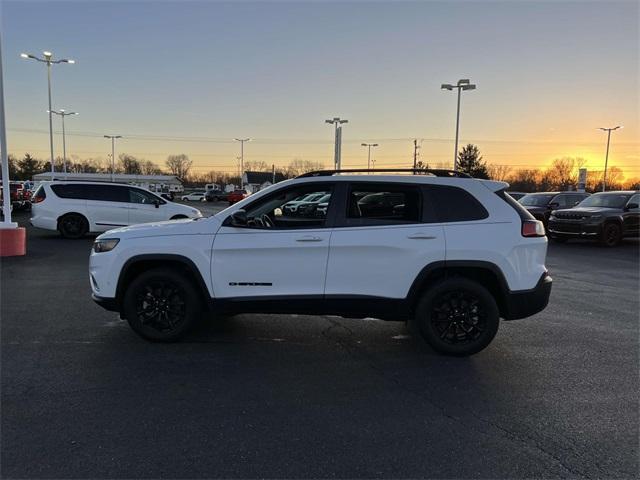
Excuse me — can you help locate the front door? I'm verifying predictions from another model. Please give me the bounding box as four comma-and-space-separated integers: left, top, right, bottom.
623, 193, 640, 235
211, 183, 335, 299
126, 187, 166, 225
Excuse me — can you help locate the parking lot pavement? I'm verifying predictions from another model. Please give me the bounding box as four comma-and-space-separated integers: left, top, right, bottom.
1, 211, 638, 479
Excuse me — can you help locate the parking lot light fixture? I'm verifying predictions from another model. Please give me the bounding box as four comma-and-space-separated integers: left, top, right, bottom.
441, 78, 477, 170
598, 126, 622, 192
104, 135, 122, 182
49, 109, 78, 174
325, 117, 348, 169
20, 50, 75, 178
234, 138, 250, 189
361, 143, 379, 170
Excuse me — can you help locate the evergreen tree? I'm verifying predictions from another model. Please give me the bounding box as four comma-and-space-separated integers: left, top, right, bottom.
457, 144, 488, 179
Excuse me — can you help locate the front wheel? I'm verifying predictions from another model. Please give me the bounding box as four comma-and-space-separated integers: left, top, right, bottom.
123, 268, 202, 342
411, 278, 500, 356
601, 222, 622, 247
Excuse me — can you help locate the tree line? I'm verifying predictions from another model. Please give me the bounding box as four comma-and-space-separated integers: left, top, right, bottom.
6, 146, 638, 192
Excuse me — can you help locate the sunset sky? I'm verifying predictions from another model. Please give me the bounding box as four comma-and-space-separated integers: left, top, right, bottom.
3, 0, 639, 178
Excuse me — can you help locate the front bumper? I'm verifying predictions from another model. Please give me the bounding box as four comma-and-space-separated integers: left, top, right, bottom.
502, 272, 552, 320
547, 220, 601, 237
92, 294, 119, 312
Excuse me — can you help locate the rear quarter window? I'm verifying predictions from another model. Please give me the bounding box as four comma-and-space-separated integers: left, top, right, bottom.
51, 184, 88, 199
425, 185, 489, 222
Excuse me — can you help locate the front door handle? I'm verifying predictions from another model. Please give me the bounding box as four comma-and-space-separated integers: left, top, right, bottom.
296, 235, 323, 242
407, 233, 436, 240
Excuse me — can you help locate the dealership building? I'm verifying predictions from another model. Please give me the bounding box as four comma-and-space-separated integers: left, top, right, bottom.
32, 172, 184, 194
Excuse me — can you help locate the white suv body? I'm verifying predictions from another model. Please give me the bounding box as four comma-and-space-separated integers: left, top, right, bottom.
31, 181, 202, 238
90, 172, 552, 355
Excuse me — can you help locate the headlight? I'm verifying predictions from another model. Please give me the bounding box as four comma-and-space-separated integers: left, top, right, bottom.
93, 238, 119, 253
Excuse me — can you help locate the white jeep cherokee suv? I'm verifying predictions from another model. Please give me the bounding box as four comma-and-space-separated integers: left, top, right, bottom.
31, 182, 202, 238
90, 170, 552, 356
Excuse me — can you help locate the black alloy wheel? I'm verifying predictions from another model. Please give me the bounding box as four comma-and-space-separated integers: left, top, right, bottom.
123, 268, 201, 342
58, 213, 88, 239
601, 222, 622, 247
412, 278, 500, 356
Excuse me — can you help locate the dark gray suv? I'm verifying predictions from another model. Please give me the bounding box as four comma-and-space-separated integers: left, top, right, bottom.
548, 191, 640, 246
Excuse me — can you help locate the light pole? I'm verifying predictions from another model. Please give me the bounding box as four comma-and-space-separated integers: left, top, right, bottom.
441, 79, 476, 170
598, 126, 622, 192
21, 51, 74, 178
325, 117, 348, 170
49, 109, 78, 174
234, 138, 250, 189
361, 143, 379, 170
104, 135, 122, 182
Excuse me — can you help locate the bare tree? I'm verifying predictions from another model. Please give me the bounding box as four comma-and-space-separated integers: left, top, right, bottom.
119, 154, 142, 175
165, 154, 193, 180
141, 160, 162, 175
244, 160, 270, 172
487, 164, 511, 182
285, 158, 325, 178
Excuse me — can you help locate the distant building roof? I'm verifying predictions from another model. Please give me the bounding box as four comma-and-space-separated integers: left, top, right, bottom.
32, 172, 183, 184
243, 171, 286, 185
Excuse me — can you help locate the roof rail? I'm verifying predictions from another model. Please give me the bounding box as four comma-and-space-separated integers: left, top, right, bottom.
296, 168, 472, 179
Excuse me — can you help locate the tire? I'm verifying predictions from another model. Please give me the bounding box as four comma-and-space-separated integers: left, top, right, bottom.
411, 278, 500, 356
123, 267, 202, 342
171, 215, 188, 220
600, 222, 622, 247
58, 213, 89, 239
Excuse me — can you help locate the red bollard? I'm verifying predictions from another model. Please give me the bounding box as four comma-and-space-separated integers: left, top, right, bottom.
0, 227, 26, 256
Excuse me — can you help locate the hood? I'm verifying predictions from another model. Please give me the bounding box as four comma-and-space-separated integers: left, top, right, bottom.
97, 216, 222, 240
554, 206, 619, 215
524, 206, 547, 214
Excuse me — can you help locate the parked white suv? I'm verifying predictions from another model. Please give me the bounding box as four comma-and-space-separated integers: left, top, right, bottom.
31, 181, 202, 238
89, 170, 552, 356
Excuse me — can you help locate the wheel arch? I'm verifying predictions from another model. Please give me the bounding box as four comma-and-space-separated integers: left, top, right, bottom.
407, 260, 510, 318
116, 254, 211, 309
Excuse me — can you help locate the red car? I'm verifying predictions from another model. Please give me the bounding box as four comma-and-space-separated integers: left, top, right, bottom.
227, 189, 249, 205
0, 182, 30, 211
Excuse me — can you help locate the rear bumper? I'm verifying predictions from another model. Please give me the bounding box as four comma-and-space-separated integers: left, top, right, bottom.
503, 272, 552, 320
92, 294, 119, 312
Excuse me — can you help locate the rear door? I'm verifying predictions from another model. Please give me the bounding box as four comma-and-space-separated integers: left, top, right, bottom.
83, 184, 129, 230
325, 182, 445, 299
623, 193, 640, 235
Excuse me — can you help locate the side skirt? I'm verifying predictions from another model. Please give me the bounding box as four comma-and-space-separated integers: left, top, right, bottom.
209, 295, 410, 321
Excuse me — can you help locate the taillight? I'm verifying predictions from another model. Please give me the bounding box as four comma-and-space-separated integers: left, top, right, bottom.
522, 220, 545, 237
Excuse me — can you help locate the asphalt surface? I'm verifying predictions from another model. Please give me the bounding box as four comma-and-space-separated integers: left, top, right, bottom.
2, 205, 638, 479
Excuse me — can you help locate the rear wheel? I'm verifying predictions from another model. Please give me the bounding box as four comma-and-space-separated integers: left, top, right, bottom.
123, 268, 202, 342
411, 278, 500, 356
58, 213, 89, 239
601, 222, 622, 247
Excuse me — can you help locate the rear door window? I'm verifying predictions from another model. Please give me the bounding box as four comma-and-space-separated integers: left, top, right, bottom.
345, 183, 422, 226
84, 184, 128, 202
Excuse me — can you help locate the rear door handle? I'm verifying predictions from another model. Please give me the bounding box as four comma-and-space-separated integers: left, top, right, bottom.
296, 235, 323, 242
407, 233, 436, 240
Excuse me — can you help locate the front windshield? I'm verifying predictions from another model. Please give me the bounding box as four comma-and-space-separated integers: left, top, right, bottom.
518, 194, 555, 206
577, 193, 631, 209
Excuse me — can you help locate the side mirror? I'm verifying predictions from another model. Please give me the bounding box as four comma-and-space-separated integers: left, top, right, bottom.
548, 202, 559, 209
625, 202, 639, 211
230, 209, 247, 226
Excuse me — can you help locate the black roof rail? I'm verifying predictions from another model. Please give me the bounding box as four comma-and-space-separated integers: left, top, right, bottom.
296, 168, 472, 179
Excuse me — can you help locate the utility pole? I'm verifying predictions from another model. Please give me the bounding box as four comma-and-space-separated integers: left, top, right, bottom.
234, 138, 250, 189
325, 117, 348, 169
598, 126, 622, 192
104, 135, 122, 182
413, 139, 420, 170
